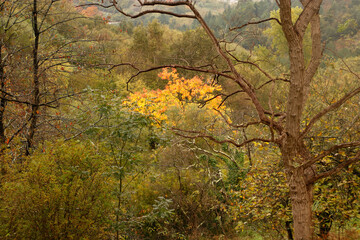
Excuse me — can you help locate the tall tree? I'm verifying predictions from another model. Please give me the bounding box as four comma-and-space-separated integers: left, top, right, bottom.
0, 0, 88, 156
87, 1, 360, 239
0, 0, 31, 148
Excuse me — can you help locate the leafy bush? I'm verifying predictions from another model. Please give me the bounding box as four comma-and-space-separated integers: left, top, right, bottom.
0, 140, 112, 240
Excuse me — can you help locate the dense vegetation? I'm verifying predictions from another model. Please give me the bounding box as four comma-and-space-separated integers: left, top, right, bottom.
0, 0, 360, 239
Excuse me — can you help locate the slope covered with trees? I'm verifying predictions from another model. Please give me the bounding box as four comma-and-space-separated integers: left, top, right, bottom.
0, 0, 360, 239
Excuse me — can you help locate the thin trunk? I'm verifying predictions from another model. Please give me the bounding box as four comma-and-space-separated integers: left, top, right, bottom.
27, 0, 40, 155
116, 161, 122, 240
0, 44, 7, 179
286, 221, 294, 240
317, 210, 332, 239
0, 44, 6, 145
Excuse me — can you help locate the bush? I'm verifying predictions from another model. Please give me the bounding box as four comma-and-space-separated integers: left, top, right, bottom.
0, 140, 112, 240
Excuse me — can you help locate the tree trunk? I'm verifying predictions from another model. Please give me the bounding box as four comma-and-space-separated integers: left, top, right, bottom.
27, 0, 40, 155
288, 167, 313, 240
286, 221, 294, 240
0, 45, 6, 145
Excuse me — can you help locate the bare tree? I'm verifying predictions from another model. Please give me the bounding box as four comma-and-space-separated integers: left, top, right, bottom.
0, 0, 31, 147
0, 0, 88, 155
84, 1, 360, 239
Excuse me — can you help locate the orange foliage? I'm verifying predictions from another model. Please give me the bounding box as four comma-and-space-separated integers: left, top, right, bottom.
125, 68, 225, 125
80, 6, 101, 17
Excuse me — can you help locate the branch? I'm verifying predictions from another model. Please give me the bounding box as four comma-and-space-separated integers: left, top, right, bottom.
190, 138, 240, 169
218, 90, 243, 108
40, 16, 87, 34
7, 115, 32, 145
302, 141, 360, 170
256, 78, 290, 90
40, 91, 87, 108
329, 48, 360, 80
187, 2, 279, 132
213, 108, 261, 129
109, 63, 235, 91
308, 151, 360, 184
108, 62, 140, 72
0, 91, 86, 108
304, 10, 323, 85
225, 51, 289, 84
38, 0, 55, 31
39, 39, 92, 66
295, 0, 323, 38
171, 127, 274, 148
65, 116, 103, 141
229, 18, 281, 31
110, 0, 196, 19
301, 85, 360, 137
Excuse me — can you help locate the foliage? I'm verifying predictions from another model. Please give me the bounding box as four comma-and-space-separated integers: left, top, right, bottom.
125, 68, 225, 126
264, 7, 312, 64
0, 140, 112, 239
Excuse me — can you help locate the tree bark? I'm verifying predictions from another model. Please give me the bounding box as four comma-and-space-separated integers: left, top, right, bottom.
27, 0, 40, 155
287, 166, 313, 240
279, 0, 323, 238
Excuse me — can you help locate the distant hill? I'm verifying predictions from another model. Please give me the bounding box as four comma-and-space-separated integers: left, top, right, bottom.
74, 0, 360, 56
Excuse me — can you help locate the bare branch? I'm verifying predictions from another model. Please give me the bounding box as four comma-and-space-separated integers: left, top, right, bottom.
218, 90, 243, 108
304, 13, 323, 85
109, 62, 140, 72
40, 16, 87, 34
213, 108, 261, 129
226, 55, 290, 86
76, 3, 113, 9
229, 18, 281, 31
65, 117, 104, 141
225, 50, 285, 82
110, 0, 196, 19
301, 85, 360, 137
190, 138, 240, 169
108, 63, 235, 91
172, 127, 274, 148
0, 91, 86, 108
7, 116, 32, 145
329, 48, 360, 80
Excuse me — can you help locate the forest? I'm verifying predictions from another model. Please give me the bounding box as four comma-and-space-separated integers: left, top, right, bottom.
0, 0, 360, 239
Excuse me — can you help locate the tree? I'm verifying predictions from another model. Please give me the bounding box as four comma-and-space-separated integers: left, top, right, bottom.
0, 0, 90, 156
84, 1, 360, 239
0, 0, 32, 149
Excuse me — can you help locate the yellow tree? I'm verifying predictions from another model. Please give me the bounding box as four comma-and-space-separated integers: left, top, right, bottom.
125, 68, 224, 126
